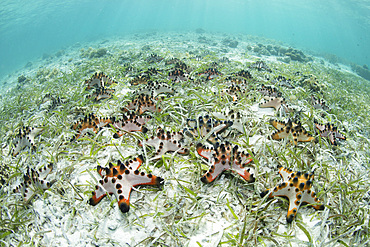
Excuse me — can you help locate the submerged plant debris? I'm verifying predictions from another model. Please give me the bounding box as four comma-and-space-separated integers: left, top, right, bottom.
0, 32, 369, 246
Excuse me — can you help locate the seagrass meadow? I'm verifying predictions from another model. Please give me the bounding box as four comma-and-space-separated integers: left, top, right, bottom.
0, 32, 369, 246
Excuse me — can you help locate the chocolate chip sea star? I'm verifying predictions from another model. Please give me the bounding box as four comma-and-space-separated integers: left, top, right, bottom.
261, 165, 325, 223
89, 156, 164, 213
196, 141, 255, 183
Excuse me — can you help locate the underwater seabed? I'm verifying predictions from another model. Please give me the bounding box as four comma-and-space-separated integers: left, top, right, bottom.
0, 31, 369, 246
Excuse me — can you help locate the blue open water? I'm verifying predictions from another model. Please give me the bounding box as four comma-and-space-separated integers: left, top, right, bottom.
0, 0, 369, 80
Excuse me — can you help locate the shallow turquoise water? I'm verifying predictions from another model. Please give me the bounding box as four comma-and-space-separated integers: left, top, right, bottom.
0, 0, 369, 80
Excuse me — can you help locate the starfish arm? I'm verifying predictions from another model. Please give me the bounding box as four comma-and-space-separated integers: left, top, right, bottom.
155, 140, 176, 155
232, 162, 255, 182
269, 119, 286, 130
164, 139, 178, 151
124, 102, 137, 112
37, 163, 53, 178
12, 127, 43, 156
145, 137, 162, 148
231, 119, 244, 133
17, 175, 37, 202
89, 183, 108, 206
147, 137, 188, 158
259, 97, 283, 110
296, 131, 315, 142
94, 90, 112, 101
201, 162, 229, 183
28, 127, 44, 141
232, 153, 255, 182
199, 126, 210, 137
134, 116, 152, 125
96, 118, 113, 128
315, 123, 326, 132
152, 83, 174, 95
37, 179, 53, 190
86, 78, 102, 88
301, 190, 325, 210
118, 171, 163, 213
113, 120, 146, 133
263, 166, 324, 223
161, 141, 188, 156
186, 119, 196, 128
99, 158, 144, 178
123, 170, 163, 187
117, 182, 132, 213
207, 135, 221, 145
286, 191, 302, 223
167, 141, 188, 154
140, 104, 160, 114
213, 122, 232, 134
23, 186, 37, 202
179, 75, 188, 81
21, 180, 51, 202
278, 167, 293, 181
189, 126, 219, 145
89, 176, 135, 213
267, 183, 302, 223
13, 138, 31, 156
196, 144, 213, 160
172, 132, 185, 141
328, 132, 336, 145
135, 87, 152, 96
271, 129, 290, 140
14, 164, 53, 202
335, 131, 346, 140
90, 158, 163, 213
319, 130, 329, 138
125, 156, 144, 170
183, 128, 198, 138
100, 76, 110, 87
204, 124, 226, 140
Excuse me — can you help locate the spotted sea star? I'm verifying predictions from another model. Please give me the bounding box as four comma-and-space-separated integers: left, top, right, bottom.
88, 87, 115, 101
257, 84, 282, 97
140, 128, 189, 160
12, 126, 44, 156
261, 165, 325, 223
13, 163, 55, 202
71, 113, 113, 140
112, 114, 151, 138
168, 68, 189, 82
85, 72, 117, 89
221, 84, 245, 101
199, 68, 222, 80
89, 156, 164, 213
184, 115, 233, 145
131, 74, 150, 85
314, 121, 346, 145
311, 95, 330, 111
270, 119, 314, 145
135, 81, 174, 97
123, 94, 162, 115
196, 141, 255, 183
259, 96, 291, 113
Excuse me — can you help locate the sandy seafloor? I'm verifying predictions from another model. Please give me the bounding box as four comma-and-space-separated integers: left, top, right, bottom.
0, 31, 369, 247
